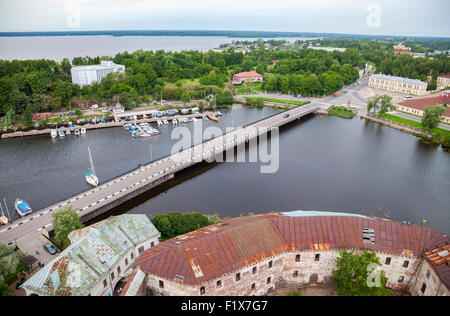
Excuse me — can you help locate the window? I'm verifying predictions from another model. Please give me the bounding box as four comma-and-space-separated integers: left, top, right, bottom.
117, 266, 121, 275
111, 272, 115, 281
159, 280, 164, 289
421, 283, 426, 294
151, 242, 155, 247
403, 261, 409, 268
315, 254, 320, 261
236, 273, 241, 281
131, 252, 134, 260
268, 261, 273, 269
362, 228, 376, 244
200, 287, 205, 295
426, 270, 431, 279
103, 280, 107, 288
125, 258, 128, 266
251, 283, 256, 291
138, 246, 144, 254
398, 276, 404, 283
217, 280, 222, 288
295, 255, 300, 262
385, 257, 391, 265
267, 277, 271, 284
252, 267, 257, 275
293, 270, 298, 278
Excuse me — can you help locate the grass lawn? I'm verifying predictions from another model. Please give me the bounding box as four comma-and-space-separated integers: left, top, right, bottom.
381, 113, 450, 137
328, 106, 355, 118
237, 89, 252, 95
261, 98, 309, 106
248, 82, 263, 91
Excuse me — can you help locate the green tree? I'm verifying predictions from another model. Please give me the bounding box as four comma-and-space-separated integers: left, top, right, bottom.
23, 104, 33, 127
51, 206, 84, 249
0, 242, 24, 283
0, 282, 15, 296
6, 109, 15, 126
367, 94, 395, 115
422, 105, 446, 130
332, 250, 391, 296
181, 91, 192, 104
74, 108, 83, 117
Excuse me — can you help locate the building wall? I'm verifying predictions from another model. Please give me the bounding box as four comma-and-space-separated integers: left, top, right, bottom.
141, 249, 432, 296
80, 235, 159, 296
410, 260, 450, 296
396, 105, 450, 124
437, 76, 450, 90
71, 64, 125, 86
369, 76, 428, 96
232, 76, 263, 85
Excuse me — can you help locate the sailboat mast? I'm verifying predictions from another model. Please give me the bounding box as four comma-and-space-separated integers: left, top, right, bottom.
88, 147, 96, 176
3, 198, 11, 221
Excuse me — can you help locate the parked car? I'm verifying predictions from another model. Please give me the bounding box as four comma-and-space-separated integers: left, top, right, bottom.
284, 113, 290, 118
403, 95, 413, 100
16, 277, 27, 289
43, 243, 58, 255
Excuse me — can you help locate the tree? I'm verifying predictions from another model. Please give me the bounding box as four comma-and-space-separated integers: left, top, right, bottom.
422, 105, 446, 130
332, 250, 391, 296
74, 108, 83, 117
0, 282, 15, 296
181, 91, 192, 104
23, 104, 33, 127
367, 94, 395, 115
6, 109, 15, 126
0, 242, 24, 283
51, 206, 84, 249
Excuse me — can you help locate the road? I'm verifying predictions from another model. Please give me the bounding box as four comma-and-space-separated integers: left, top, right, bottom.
388, 111, 450, 131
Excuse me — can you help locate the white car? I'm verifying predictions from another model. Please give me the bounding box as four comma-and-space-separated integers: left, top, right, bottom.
91, 104, 99, 109
403, 96, 413, 100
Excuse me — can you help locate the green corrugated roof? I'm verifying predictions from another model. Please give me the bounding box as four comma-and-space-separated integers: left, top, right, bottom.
22, 214, 159, 296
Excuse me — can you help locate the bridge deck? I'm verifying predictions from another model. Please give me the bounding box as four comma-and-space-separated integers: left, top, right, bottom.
0, 104, 319, 247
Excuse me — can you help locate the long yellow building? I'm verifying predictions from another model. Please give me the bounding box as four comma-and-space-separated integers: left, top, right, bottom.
369, 74, 428, 96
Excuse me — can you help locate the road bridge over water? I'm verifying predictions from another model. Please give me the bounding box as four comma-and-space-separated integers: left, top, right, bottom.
0, 104, 319, 263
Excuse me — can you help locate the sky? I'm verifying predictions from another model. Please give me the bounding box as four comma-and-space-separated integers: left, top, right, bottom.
0, 0, 449, 37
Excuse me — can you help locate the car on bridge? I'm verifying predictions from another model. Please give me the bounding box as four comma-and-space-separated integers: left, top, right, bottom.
284, 113, 290, 118
43, 243, 58, 255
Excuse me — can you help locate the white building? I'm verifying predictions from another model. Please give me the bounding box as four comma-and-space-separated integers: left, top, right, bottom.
369, 74, 428, 96
71, 60, 125, 86
21, 214, 160, 296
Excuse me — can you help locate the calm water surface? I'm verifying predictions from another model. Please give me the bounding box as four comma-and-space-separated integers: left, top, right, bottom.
0, 107, 449, 234
0, 36, 310, 61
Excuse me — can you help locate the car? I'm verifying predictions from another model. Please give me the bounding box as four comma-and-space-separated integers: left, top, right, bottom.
284, 113, 290, 118
43, 243, 58, 255
403, 96, 413, 100
16, 277, 27, 289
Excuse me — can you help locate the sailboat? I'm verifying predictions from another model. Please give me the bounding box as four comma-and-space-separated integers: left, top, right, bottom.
0, 203, 8, 226
85, 147, 99, 187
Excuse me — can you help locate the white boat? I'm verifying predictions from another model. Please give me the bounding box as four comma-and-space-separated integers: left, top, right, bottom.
80, 128, 86, 134
50, 130, 58, 138
74, 129, 80, 136
173, 119, 178, 125
85, 147, 99, 187
15, 199, 32, 217
66, 130, 71, 135
58, 130, 65, 137
181, 109, 190, 114
163, 120, 169, 125
157, 120, 163, 126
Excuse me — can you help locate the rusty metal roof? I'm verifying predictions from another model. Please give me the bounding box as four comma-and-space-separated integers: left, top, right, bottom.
22, 214, 159, 296
136, 211, 449, 288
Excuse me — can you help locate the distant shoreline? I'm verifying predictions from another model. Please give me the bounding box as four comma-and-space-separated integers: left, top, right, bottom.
0, 30, 449, 40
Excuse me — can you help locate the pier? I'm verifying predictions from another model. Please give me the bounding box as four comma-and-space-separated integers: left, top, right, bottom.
0, 104, 319, 263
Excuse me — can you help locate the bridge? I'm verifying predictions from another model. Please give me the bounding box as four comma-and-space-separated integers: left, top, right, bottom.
0, 104, 319, 263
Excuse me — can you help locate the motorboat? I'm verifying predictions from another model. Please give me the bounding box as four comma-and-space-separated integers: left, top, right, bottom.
80, 128, 86, 134
58, 130, 65, 137
208, 115, 218, 122
217, 111, 223, 116
74, 129, 80, 136
85, 147, 99, 187
50, 130, 58, 138
173, 119, 178, 125
0, 203, 8, 225
163, 120, 169, 125
181, 109, 190, 115
15, 199, 32, 217
65, 130, 71, 135
157, 120, 163, 126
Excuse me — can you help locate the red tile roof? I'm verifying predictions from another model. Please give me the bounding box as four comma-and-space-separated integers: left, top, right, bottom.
438, 74, 450, 79
135, 213, 449, 289
233, 71, 263, 78
398, 96, 450, 117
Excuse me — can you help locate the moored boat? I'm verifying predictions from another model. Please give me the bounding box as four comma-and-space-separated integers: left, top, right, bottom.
15, 199, 32, 217
208, 115, 218, 122
80, 128, 86, 134
74, 129, 80, 136
85, 147, 99, 187
58, 130, 65, 137
50, 130, 58, 138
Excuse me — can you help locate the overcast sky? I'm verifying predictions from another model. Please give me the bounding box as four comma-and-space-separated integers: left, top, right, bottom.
0, 0, 448, 37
